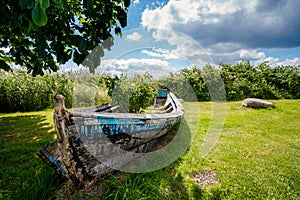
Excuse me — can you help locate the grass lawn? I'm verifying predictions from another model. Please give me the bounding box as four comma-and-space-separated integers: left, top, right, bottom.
0, 100, 299, 199
0, 110, 61, 199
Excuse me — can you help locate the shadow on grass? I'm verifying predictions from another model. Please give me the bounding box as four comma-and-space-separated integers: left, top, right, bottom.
0, 115, 63, 200
53, 118, 223, 199
100, 167, 190, 199
94, 160, 225, 200
0, 115, 224, 199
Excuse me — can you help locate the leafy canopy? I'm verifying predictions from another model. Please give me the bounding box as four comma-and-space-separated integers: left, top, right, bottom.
0, 0, 130, 75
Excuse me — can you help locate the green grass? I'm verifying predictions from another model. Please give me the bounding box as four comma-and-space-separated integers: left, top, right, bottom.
1, 100, 299, 199
0, 110, 61, 200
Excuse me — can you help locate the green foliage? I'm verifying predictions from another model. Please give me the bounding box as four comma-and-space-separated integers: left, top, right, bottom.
158, 72, 199, 102
176, 61, 300, 101
0, 61, 299, 113
90, 75, 119, 96
0, 70, 157, 113
112, 72, 157, 113
180, 64, 226, 101
72, 73, 112, 108
0, 70, 73, 112
0, 70, 114, 113
180, 67, 209, 101
219, 61, 300, 100
0, 0, 130, 75
32, 0, 50, 26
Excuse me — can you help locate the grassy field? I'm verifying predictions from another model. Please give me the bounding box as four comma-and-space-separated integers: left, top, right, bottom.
0, 100, 299, 199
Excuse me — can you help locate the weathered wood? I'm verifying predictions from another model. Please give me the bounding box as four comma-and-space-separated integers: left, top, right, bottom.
53, 94, 98, 191
37, 91, 184, 191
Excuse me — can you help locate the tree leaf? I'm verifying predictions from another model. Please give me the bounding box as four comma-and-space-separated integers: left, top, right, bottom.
53, 0, 61, 4
117, 8, 127, 28
40, 0, 50, 10
86, 0, 94, 14
124, 0, 130, 8
78, 38, 87, 53
32, 3, 48, 26
114, 27, 121, 35
19, 0, 35, 9
0, 59, 11, 71
0, 5, 11, 24
53, 0, 63, 9
73, 50, 86, 65
1, 0, 130, 75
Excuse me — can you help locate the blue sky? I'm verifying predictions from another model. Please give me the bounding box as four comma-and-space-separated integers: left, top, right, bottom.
74, 0, 300, 76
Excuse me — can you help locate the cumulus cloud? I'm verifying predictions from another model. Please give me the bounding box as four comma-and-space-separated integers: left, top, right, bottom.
148, 29, 214, 66
205, 48, 266, 65
276, 58, 300, 67
133, 0, 140, 6
141, 48, 179, 59
142, 0, 300, 48
264, 57, 280, 67
126, 32, 143, 41
100, 58, 176, 77
141, 0, 300, 66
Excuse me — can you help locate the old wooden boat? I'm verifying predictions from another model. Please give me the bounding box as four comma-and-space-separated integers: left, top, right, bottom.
37, 90, 184, 190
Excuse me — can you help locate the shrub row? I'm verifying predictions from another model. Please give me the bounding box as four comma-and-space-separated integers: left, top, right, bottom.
150, 61, 300, 102
0, 71, 73, 112
0, 61, 299, 112
0, 71, 114, 113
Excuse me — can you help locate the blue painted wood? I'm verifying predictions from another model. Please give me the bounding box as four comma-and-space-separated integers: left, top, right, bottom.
77, 116, 181, 139
158, 89, 168, 97
37, 91, 184, 184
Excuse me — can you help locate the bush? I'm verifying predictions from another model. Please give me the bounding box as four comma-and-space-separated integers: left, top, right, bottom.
112, 72, 157, 113
0, 61, 299, 113
71, 73, 112, 108
218, 61, 300, 100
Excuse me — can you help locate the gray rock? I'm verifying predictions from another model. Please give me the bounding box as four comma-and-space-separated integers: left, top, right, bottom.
242, 98, 275, 108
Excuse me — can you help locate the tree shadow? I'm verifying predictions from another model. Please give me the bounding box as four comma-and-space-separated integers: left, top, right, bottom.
0, 114, 63, 199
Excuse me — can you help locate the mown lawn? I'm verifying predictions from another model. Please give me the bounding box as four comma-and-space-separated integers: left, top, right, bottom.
0, 100, 299, 199
0, 110, 61, 200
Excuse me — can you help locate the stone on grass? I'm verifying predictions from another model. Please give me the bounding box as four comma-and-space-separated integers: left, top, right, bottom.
242, 98, 275, 108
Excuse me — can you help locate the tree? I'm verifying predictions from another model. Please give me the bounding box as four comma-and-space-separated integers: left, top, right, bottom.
0, 0, 130, 75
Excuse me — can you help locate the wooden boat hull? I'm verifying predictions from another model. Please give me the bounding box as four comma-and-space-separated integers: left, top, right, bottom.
37, 91, 184, 190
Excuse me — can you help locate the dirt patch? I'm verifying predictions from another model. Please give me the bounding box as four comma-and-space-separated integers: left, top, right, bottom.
192, 170, 218, 188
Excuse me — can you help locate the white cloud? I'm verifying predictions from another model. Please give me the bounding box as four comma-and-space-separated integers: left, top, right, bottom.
133, 0, 140, 6
141, 0, 300, 66
150, 29, 214, 66
100, 58, 176, 77
264, 57, 280, 67
141, 48, 179, 59
141, 50, 164, 58
276, 57, 300, 67
261, 57, 300, 67
141, 0, 243, 29
237, 49, 266, 61
126, 32, 142, 41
